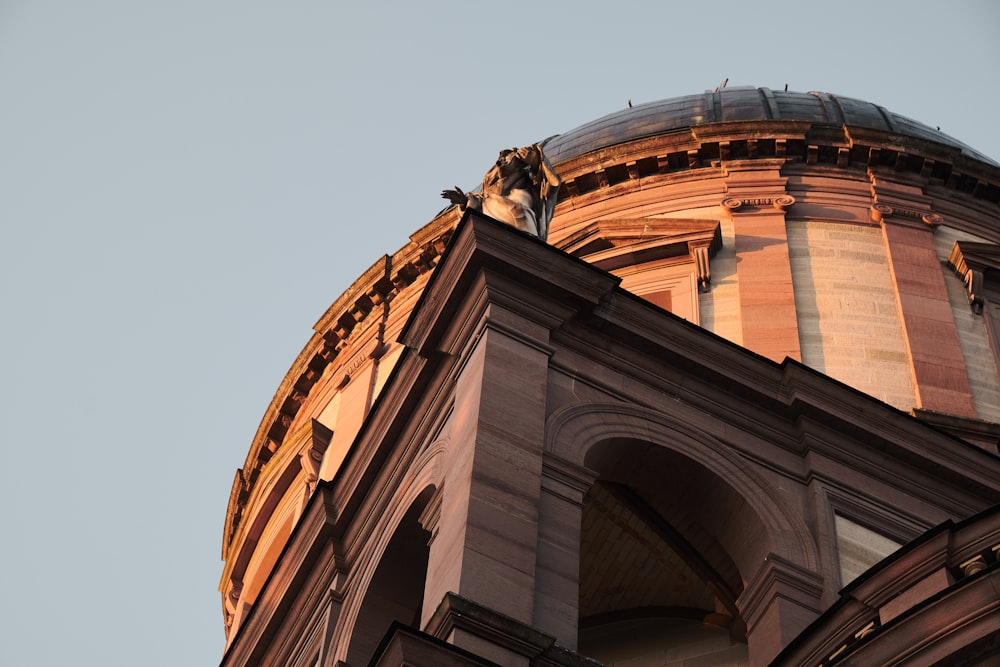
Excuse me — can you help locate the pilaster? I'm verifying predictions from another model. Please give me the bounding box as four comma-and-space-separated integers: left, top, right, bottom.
408, 212, 621, 643
870, 172, 977, 417
724, 162, 801, 362
422, 304, 553, 630
737, 554, 824, 666
532, 454, 596, 649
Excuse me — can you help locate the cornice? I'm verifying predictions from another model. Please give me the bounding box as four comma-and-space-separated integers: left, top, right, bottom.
540, 261, 1000, 505
423, 593, 599, 667
399, 210, 620, 358
737, 553, 825, 632
548, 120, 1000, 229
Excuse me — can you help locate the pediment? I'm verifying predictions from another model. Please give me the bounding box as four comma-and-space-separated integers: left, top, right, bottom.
950, 241, 1000, 276
558, 217, 722, 273
948, 240, 1000, 311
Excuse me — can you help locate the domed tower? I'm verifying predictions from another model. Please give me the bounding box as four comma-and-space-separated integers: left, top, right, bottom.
220, 88, 1000, 667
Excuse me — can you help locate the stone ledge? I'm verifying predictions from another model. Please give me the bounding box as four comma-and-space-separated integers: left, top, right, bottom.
424, 593, 599, 667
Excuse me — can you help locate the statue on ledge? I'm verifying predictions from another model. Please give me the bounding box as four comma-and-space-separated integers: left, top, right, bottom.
442, 144, 561, 241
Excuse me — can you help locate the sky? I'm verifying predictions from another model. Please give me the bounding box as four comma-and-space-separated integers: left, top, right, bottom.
0, 2, 997, 665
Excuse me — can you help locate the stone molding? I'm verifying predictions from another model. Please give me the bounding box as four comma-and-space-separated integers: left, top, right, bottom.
912, 408, 1000, 455
423, 593, 598, 667
540, 453, 596, 508
544, 401, 821, 575
772, 505, 1000, 666
370, 622, 503, 667
736, 553, 825, 632
400, 211, 620, 359
552, 118, 1000, 226
868, 168, 942, 230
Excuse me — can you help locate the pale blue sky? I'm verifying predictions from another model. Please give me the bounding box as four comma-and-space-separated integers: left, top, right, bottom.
1, 2, 997, 665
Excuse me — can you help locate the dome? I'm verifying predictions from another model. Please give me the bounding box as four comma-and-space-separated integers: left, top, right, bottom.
219, 86, 1000, 667
544, 86, 998, 168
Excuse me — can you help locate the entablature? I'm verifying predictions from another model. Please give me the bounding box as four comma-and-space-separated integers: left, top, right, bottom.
549, 121, 1000, 216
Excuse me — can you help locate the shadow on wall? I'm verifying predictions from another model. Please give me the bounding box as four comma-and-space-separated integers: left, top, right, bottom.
577, 439, 761, 664
344, 489, 434, 667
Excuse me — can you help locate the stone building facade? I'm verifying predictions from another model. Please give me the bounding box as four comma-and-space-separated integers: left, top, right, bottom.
218, 88, 1000, 666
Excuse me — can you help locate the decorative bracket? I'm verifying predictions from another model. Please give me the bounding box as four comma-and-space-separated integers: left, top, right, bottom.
689, 240, 713, 292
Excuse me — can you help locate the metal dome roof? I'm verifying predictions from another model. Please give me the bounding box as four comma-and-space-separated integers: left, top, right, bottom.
543, 87, 998, 168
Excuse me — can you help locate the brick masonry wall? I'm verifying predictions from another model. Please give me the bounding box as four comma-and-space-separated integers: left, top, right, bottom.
934, 227, 1000, 423
787, 221, 917, 411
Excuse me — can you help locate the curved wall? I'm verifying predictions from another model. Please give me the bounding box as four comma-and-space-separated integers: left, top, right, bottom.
219, 88, 1000, 648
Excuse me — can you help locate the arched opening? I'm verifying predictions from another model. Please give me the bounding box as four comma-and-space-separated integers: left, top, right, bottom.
344, 488, 433, 667
578, 439, 761, 666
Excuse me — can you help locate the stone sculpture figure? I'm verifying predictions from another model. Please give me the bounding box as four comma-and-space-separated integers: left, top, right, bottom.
442, 144, 561, 241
